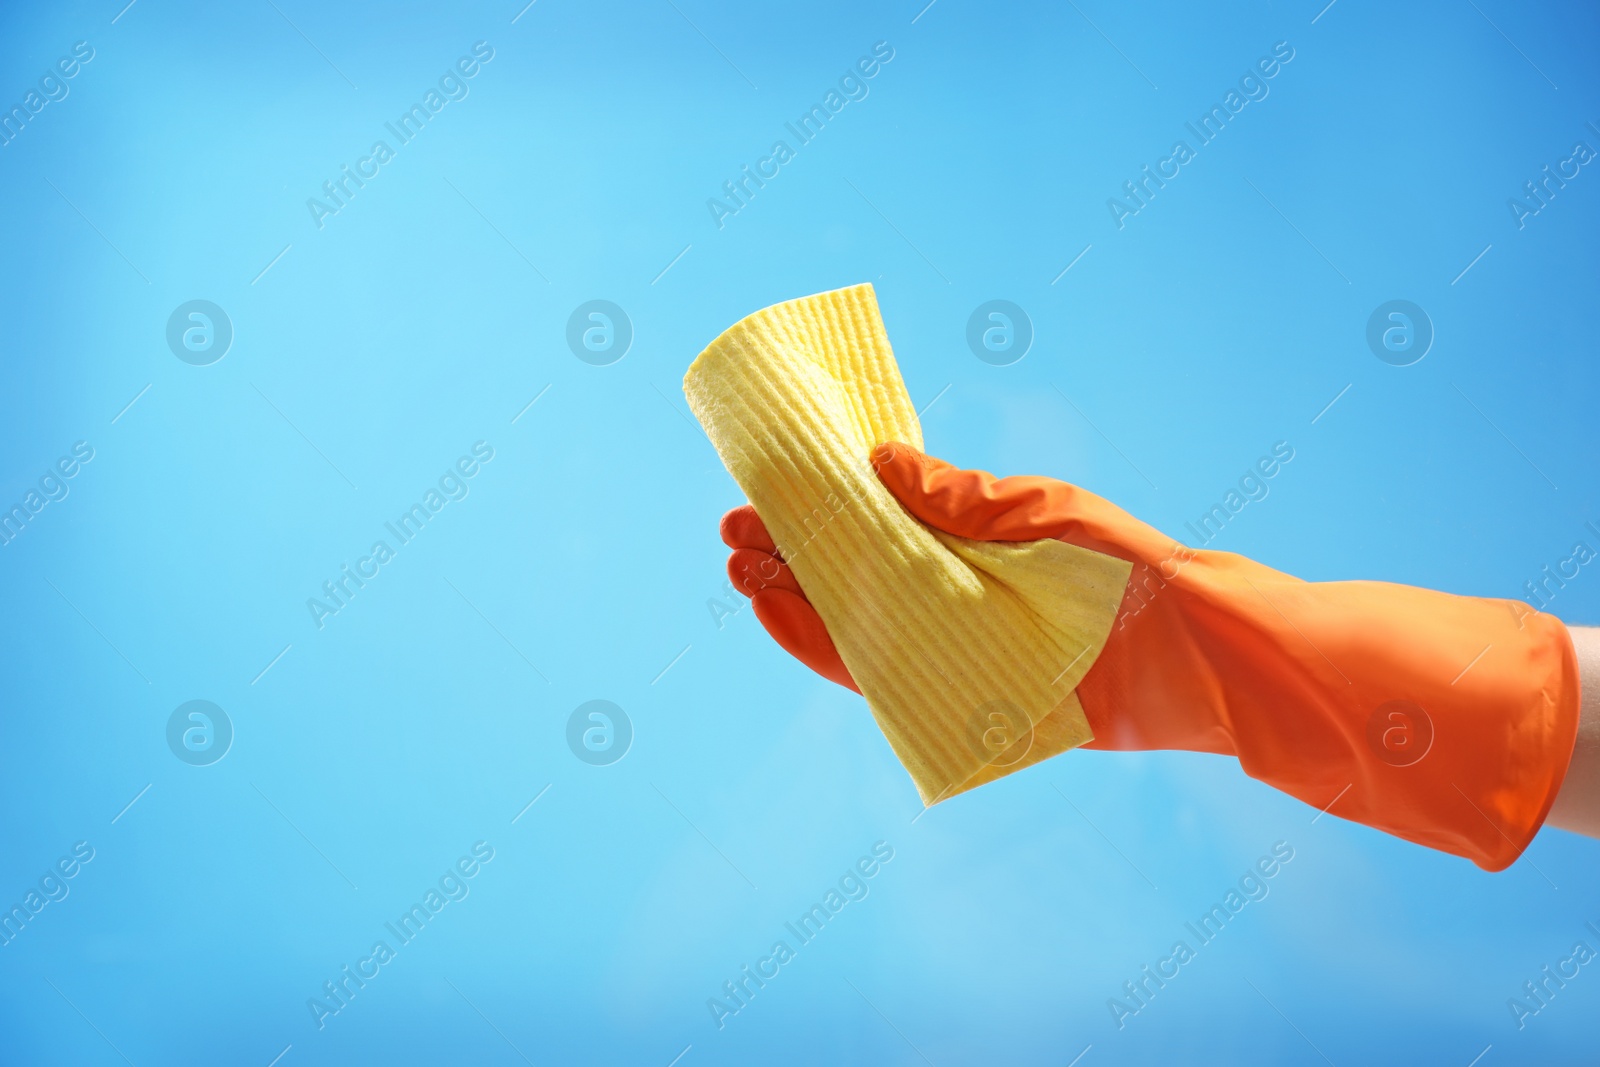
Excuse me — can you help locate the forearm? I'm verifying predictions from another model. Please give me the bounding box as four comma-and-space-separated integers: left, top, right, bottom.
1081, 557, 1582, 870
1546, 625, 1600, 838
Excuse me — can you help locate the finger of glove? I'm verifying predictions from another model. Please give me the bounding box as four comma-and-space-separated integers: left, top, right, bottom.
871, 440, 1078, 542
720, 504, 778, 554
750, 588, 860, 694
726, 547, 804, 599
870, 440, 1165, 558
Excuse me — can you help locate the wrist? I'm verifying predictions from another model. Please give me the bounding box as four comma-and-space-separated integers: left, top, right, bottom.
1544, 624, 1599, 838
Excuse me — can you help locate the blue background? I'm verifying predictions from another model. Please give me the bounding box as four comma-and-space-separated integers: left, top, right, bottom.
2, 0, 1598, 1063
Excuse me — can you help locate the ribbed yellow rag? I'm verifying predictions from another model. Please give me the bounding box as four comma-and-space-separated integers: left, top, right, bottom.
683, 283, 1131, 803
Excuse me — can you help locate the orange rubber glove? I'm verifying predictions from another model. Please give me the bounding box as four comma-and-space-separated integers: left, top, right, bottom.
723, 442, 1581, 872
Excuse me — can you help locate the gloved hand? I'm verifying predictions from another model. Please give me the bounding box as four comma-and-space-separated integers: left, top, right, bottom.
721, 442, 1581, 871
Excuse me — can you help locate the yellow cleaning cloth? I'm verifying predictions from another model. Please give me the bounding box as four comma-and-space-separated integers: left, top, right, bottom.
683, 284, 1131, 803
